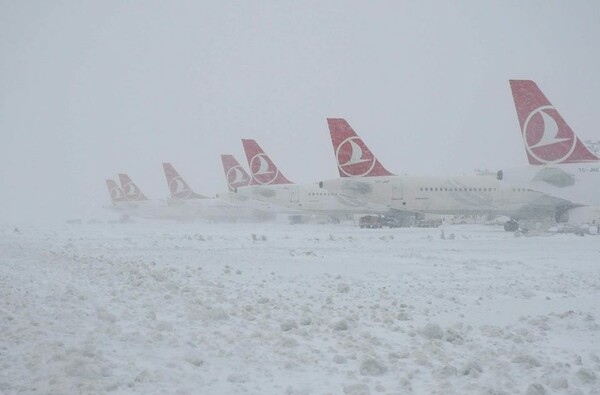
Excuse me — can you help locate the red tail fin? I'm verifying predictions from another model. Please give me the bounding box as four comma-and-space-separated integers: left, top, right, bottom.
162, 163, 206, 199
117, 174, 149, 201
509, 80, 598, 165
241, 139, 293, 185
105, 179, 127, 204
221, 155, 252, 191
327, 118, 394, 177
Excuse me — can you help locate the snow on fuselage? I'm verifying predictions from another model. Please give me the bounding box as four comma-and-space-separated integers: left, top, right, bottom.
107, 199, 175, 220
225, 183, 388, 215
498, 163, 600, 207
320, 174, 567, 219
164, 196, 273, 221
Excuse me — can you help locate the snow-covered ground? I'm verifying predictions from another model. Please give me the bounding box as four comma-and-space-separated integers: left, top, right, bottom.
1, 222, 599, 394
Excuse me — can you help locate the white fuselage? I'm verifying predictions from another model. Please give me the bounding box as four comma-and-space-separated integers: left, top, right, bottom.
498, 163, 600, 207
320, 174, 568, 219
107, 197, 261, 221
165, 196, 270, 221
107, 200, 175, 220
221, 183, 387, 215
497, 163, 600, 225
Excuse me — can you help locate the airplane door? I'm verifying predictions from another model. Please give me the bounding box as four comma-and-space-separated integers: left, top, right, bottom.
290, 186, 300, 203
392, 183, 403, 200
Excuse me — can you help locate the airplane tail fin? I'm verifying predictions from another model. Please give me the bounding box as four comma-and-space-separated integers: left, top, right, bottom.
241, 139, 293, 185
162, 163, 207, 199
327, 118, 394, 177
221, 154, 252, 191
106, 179, 127, 204
117, 173, 149, 201
509, 80, 598, 165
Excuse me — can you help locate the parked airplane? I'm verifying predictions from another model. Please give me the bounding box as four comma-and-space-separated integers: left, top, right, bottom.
163, 162, 207, 200
510, 80, 598, 167
161, 162, 261, 221
221, 154, 253, 191
217, 140, 305, 214
106, 179, 128, 205
226, 139, 381, 216
318, 118, 569, 228
118, 173, 149, 202
216, 154, 278, 212
499, 80, 600, 224
104, 174, 171, 220
162, 163, 207, 202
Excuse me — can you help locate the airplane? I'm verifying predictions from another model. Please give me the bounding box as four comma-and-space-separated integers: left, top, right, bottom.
318, 118, 570, 229
161, 162, 260, 221
215, 154, 299, 221
498, 80, 600, 225
106, 179, 128, 205
216, 154, 278, 211
217, 140, 300, 213
103, 174, 172, 220
163, 162, 208, 200
509, 80, 598, 167
221, 139, 383, 217
221, 154, 253, 192
105, 179, 131, 218
118, 173, 149, 202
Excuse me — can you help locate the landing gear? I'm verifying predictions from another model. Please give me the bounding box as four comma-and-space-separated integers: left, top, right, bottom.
555, 207, 569, 223
329, 216, 341, 224
504, 219, 519, 232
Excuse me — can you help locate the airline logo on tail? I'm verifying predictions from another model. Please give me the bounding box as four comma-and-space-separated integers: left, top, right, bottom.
327, 118, 394, 177
510, 80, 599, 165
162, 163, 206, 199
337, 136, 376, 176
221, 155, 251, 191
118, 173, 148, 201
241, 139, 293, 185
105, 179, 127, 204
250, 153, 277, 184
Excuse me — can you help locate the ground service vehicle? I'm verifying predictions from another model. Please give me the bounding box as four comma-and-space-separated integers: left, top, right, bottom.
359, 215, 382, 228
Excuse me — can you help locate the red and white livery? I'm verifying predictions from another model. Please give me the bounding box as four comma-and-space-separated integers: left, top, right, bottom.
501, 80, 600, 225
162, 163, 207, 200
105, 179, 127, 204
118, 173, 148, 201
328, 118, 394, 177
510, 80, 599, 165
221, 154, 253, 191
241, 139, 293, 185
320, 118, 566, 221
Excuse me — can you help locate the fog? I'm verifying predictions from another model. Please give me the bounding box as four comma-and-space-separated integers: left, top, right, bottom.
1, 1, 599, 224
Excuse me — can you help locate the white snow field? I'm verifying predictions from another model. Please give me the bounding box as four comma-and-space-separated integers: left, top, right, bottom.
1, 222, 599, 395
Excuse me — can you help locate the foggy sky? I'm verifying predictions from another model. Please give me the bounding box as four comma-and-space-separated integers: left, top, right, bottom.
1, 1, 600, 224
